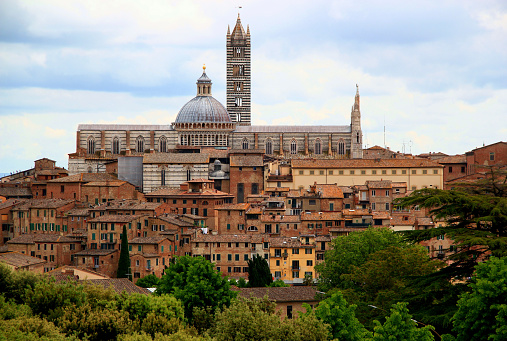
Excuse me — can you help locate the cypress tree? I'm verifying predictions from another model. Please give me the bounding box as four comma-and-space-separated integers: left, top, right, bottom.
247, 254, 273, 287
117, 225, 131, 280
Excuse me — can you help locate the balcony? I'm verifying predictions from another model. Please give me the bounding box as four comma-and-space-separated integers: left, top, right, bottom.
291, 266, 300, 270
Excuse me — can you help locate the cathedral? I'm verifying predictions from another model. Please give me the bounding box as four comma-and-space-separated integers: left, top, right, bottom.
68, 15, 363, 192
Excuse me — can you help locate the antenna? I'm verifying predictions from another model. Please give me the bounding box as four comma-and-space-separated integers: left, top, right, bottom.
383, 116, 386, 149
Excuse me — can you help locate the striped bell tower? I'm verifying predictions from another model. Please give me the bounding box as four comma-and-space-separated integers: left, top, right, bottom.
226, 14, 251, 126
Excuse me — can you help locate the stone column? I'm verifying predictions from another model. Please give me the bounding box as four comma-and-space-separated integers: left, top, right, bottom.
125, 131, 131, 155
328, 134, 332, 156
305, 134, 309, 155
100, 131, 106, 157
279, 134, 283, 155
254, 133, 258, 149
150, 131, 155, 153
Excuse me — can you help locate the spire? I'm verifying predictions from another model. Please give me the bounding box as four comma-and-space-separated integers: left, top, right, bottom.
247, 24, 250, 35
231, 13, 246, 40
227, 25, 230, 35
354, 84, 360, 111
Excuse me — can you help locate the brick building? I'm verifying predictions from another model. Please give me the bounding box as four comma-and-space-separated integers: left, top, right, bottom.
6, 234, 84, 272
228, 150, 264, 203
466, 141, 507, 175
129, 236, 172, 279
73, 249, 119, 278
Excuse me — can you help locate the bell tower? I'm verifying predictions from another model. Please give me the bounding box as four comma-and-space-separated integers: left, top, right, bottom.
226, 14, 251, 126
351, 85, 363, 159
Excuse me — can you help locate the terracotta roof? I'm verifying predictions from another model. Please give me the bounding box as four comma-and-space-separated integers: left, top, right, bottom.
201, 148, 229, 158
65, 208, 91, 216
145, 187, 232, 198
7, 234, 80, 244
292, 158, 443, 169
300, 212, 343, 221
246, 207, 263, 214
372, 212, 390, 220
83, 180, 126, 187
391, 182, 407, 188
339, 186, 354, 193
315, 235, 332, 242
73, 249, 118, 256
0, 198, 26, 210
230, 155, 264, 167
0, 252, 46, 267
87, 215, 143, 223
437, 155, 466, 164
366, 180, 392, 189
367, 145, 388, 151
48, 265, 109, 279
329, 227, 367, 232
0, 187, 32, 197
193, 234, 265, 243
235, 286, 318, 302
215, 203, 251, 210
86, 278, 151, 295
416, 217, 434, 226
129, 236, 168, 244
313, 184, 344, 198
157, 215, 195, 227
47, 173, 117, 183
265, 187, 291, 192
187, 178, 214, 183
269, 237, 305, 248
90, 200, 160, 211
143, 153, 209, 164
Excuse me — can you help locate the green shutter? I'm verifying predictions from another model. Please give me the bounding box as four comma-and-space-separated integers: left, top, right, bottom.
92, 233, 96, 241
227, 224, 230, 230
30, 223, 34, 231
175, 245, 177, 252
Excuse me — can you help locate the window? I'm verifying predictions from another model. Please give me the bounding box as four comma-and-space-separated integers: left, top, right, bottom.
402, 169, 407, 174
292, 248, 299, 254
235, 254, 239, 261
350, 170, 355, 175
361, 170, 366, 175
287, 305, 293, 319
371, 190, 376, 197
112, 137, 120, 154
329, 170, 333, 175
136, 136, 145, 153
228, 254, 232, 261
372, 203, 376, 211
314, 139, 322, 154
161, 169, 166, 186
299, 170, 304, 175
290, 139, 297, 154
309, 170, 314, 175
449, 166, 453, 173
307, 260, 313, 266
338, 139, 345, 155
385, 203, 390, 211
159, 136, 167, 153
275, 271, 281, 278
305, 249, 312, 254
265, 138, 273, 154
423, 170, 428, 174
490, 152, 495, 161
433, 169, 438, 174
392, 170, 396, 174
87, 136, 95, 154
309, 199, 316, 205
412, 169, 417, 174
252, 183, 258, 195
274, 249, 281, 257
385, 190, 390, 196
339, 170, 344, 175
372, 170, 377, 175
382, 170, 387, 174
319, 170, 324, 175
242, 138, 249, 150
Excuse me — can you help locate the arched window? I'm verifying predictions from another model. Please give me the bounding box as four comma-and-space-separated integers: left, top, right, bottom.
356, 131, 360, 143
338, 139, 345, 155
159, 136, 167, 153
87, 136, 95, 155
161, 169, 166, 186
112, 137, 120, 154
265, 138, 273, 155
87, 166, 93, 173
290, 139, 297, 155
186, 169, 191, 181
136, 136, 144, 153
248, 226, 258, 231
242, 138, 249, 150
315, 139, 322, 155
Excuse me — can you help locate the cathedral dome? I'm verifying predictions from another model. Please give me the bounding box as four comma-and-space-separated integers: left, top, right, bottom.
174, 66, 231, 124
175, 96, 230, 123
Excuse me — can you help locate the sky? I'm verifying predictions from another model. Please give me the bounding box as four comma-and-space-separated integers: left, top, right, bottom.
1, 0, 506, 174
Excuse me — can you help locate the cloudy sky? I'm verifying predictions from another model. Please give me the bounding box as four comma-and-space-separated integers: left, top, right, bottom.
1, 0, 506, 173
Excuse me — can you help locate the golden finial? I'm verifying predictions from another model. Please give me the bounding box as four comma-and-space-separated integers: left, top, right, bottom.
203, 64, 206, 72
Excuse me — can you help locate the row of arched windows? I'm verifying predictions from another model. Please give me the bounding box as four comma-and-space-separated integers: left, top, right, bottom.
86, 136, 168, 154
240, 137, 346, 156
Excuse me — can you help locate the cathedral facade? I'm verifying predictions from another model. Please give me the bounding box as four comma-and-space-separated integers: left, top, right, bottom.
68, 15, 363, 192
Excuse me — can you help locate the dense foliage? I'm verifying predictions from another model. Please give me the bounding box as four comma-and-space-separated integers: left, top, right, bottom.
247, 254, 273, 287
156, 256, 236, 321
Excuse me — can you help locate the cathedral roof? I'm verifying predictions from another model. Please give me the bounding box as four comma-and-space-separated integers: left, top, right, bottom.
175, 96, 231, 124
231, 14, 246, 40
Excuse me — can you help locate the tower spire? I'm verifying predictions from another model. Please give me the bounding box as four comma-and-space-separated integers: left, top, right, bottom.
354, 84, 360, 111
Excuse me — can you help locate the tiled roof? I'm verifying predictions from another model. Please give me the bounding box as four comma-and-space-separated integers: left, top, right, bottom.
246, 207, 263, 214
157, 215, 194, 227
234, 286, 319, 302
390, 215, 416, 226
292, 158, 443, 169
143, 153, 209, 164
314, 184, 344, 198
228, 149, 265, 154
230, 155, 264, 167
90, 200, 160, 211
193, 234, 265, 243
87, 215, 142, 223
300, 212, 343, 221
7, 234, 80, 244
437, 155, 466, 164
200, 148, 229, 158
315, 235, 332, 242
269, 237, 305, 248
73, 249, 118, 256
367, 145, 388, 150
372, 212, 390, 220
0, 187, 32, 197
187, 178, 214, 183
47, 173, 117, 183
416, 217, 434, 226
265, 187, 291, 192
329, 227, 367, 232
0, 252, 46, 267
86, 278, 151, 295
66, 208, 91, 216
287, 189, 303, 198
339, 186, 354, 193
145, 187, 232, 197
129, 236, 168, 244
235, 125, 350, 133
78, 124, 173, 131
391, 182, 407, 188
215, 203, 251, 210
366, 180, 392, 189
0, 198, 26, 210
260, 215, 300, 223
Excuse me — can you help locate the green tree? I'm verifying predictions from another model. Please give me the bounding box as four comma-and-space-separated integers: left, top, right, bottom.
268, 279, 289, 287
136, 274, 162, 288
452, 257, 507, 341
0, 262, 40, 303
313, 292, 371, 341
117, 225, 131, 280
316, 227, 408, 292
156, 256, 236, 321
371, 302, 435, 341
247, 254, 273, 287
